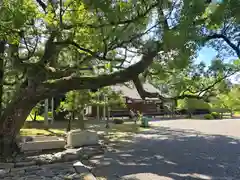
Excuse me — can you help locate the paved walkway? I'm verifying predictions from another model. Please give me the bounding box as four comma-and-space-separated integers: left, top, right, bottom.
93, 119, 240, 180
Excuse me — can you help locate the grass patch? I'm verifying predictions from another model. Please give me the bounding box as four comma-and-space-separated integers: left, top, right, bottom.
20, 121, 146, 143
26, 115, 44, 122
20, 128, 65, 136
234, 111, 240, 115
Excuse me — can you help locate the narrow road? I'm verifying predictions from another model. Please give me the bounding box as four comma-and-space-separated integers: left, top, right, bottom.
92, 120, 240, 180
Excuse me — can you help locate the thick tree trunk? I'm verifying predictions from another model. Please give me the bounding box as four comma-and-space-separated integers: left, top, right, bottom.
33, 111, 37, 121
0, 92, 38, 160
0, 41, 5, 115
67, 111, 74, 132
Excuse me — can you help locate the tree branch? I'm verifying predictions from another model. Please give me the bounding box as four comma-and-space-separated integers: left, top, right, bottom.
56, 41, 95, 55
197, 71, 237, 95
46, 66, 95, 79
207, 34, 240, 58
133, 69, 238, 102
47, 65, 126, 79
36, 0, 47, 12
109, 22, 160, 50
133, 76, 204, 101
133, 77, 161, 99
21, 32, 39, 60
37, 42, 161, 98
40, 31, 58, 64
55, 40, 125, 62
59, 0, 63, 27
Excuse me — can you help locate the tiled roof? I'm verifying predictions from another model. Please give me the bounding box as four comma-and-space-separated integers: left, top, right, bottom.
110, 81, 162, 100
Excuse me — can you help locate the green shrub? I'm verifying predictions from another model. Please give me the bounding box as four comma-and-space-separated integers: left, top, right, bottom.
178, 98, 211, 110
113, 119, 124, 124
204, 114, 214, 120
211, 112, 221, 119
48, 112, 53, 118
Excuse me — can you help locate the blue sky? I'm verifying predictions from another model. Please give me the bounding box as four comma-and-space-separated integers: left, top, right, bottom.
196, 47, 240, 84
196, 46, 238, 65
195, 47, 217, 65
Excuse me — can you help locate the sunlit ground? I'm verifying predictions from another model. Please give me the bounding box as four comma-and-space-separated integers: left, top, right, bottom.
20, 120, 148, 143
151, 118, 240, 138
20, 128, 65, 136
92, 119, 240, 179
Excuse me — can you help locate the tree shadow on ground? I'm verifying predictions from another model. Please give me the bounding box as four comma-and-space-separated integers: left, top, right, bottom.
93, 126, 240, 180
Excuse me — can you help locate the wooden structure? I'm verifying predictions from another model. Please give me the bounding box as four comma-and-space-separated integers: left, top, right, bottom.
86, 82, 174, 118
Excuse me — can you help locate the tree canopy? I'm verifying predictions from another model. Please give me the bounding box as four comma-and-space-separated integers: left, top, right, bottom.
0, 0, 240, 158
138, 0, 240, 101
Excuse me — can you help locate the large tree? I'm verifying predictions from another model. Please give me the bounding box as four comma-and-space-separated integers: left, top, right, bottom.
0, 0, 232, 158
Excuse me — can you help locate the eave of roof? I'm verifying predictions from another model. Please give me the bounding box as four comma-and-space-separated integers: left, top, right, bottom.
110, 81, 167, 100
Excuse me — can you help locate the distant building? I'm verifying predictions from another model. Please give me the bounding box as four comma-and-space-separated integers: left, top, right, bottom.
87, 81, 174, 118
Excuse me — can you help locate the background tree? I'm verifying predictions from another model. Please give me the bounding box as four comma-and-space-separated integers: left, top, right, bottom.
211, 85, 240, 112
58, 90, 92, 131
58, 87, 125, 130
92, 87, 126, 128
145, 58, 237, 103
178, 98, 211, 118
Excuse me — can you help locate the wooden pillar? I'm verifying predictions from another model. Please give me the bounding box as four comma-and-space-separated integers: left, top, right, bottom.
44, 99, 49, 126
103, 94, 106, 121
106, 96, 110, 128
51, 97, 54, 124
97, 93, 100, 121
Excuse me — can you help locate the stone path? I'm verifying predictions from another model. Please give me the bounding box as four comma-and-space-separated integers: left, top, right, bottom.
0, 146, 104, 180
1, 162, 77, 180
92, 120, 240, 180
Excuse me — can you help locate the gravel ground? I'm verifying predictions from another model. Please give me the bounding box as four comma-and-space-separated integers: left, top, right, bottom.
93, 119, 240, 180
